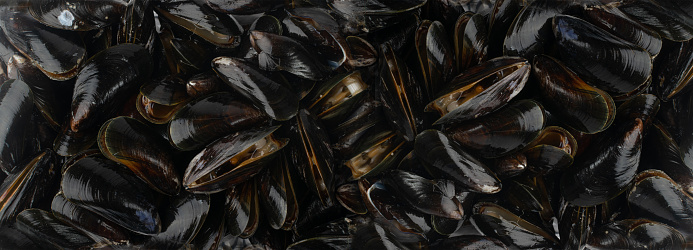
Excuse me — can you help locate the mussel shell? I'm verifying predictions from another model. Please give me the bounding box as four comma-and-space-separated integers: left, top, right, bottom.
0, 226, 40, 249
344, 131, 407, 180
226, 179, 260, 238
169, 92, 269, 151
0, 79, 36, 174
190, 193, 226, 250
98, 116, 181, 196
62, 156, 161, 235
628, 170, 693, 239
553, 14, 652, 97
144, 192, 210, 249
336, 182, 368, 215
586, 219, 686, 249
0, 8, 86, 80
185, 70, 228, 98
306, 71, 369, 126
15, 209, 94, 249
382, 170, 463, 219
489, 153, 528, 179
0, 150, 58, 226
557, 202, 596, 249
619, 0, 693, 42
28, 0, 127, 31
458, 14, 488, 72
416, 20, 455, 100
471, 202, 559, 249
259, 154, 299, 230
533, 54, 616, 134
155, 0, 243, 48
365, 181, 433, 235
212, 56, 299, 121
281, 12, 347, 70
426, 56, 530, 125
288, 109, 335, 206
205, 0, 282, 15
51, 193, 130, 244
414, 130, 501, 194
614, 93, 660, 128
54, 43, 153, 156
503, 0, 571, 59
641, 123, 693, 196
562, 118, 644, 206
117, 0, 156, 47
250, 31, 329, 81
346, 36, 377, 67
487, 0, 524, 58
184, 126, 287, 194
653, 39, 693, 101
136, 75, 190, 123
445, 99, 546, 159
379, 43, 426, 141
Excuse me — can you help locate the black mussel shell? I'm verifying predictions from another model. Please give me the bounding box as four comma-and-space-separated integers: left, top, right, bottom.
416, 20, 455, 100
98, 116, 181, 196
344, 131, 407, 180
0, 79, 36, 174
185, 70, 228, 98
641, 123, 693, 196
288, 109, 335, 206
190, 193, 226, 250
136, 75, 191, 124
365, 181, 433, 235
62, 156, 161, 235
212, 56, 299, 121
51, 193, 130, 244
54, 43, 152, 156
426, 56, 530, 125
471, 202, 559, 249
346, 36, 377, 68
414, 129, 501, 194
184, 126, 287, 194
553, 14, 652, 98
282, 11, 347, 70
306, 71, 369, 126
614, 93, 660, 128
0, 226, 40, 249
522, 126, 577, 175
379, 43, 426, 141
226, 179, 260, 238
0, 8, 86, 80
533, 54, 616, 134
619, 0, 693, 42
28, 0, 127, 31
156, 0, 243, 48
586, 219, 686, 249
117, 0, 156, 47
0, 150, 58, 226
329, 0, 426, 36
15, 209, 94, 249
557, 201, 596, 250
259, 154, 299, 230
382, 170, 464, 219
562, 118, 644, 206
169, 92, 269, 151
336, 182, 367, 215
489, 153, 528, 179
144, 192, 210, 249
457, 13, 488, 73
503, 0, 571, 59
487, 0, 523, 58
653, 39, 693, 101
250, 31, 330, 81
445, 99, 546, 159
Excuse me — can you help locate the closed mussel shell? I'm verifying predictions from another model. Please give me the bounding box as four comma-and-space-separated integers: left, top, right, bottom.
62, 156, 161, 235
553, 14, 652, 98
226, 179, 260, 238
28, 0, 127, 31
471, 202, 559, 249
382, 170, 463, 220
259, 154, 299, 230
0, 79, 36, 174
458, 14, 488, 73
453, 12, 475, 72
365, 181, 432, 235
653, 39, 693, 101
429, 235, 508, 249
416, 20, 455, 100
98, 116, 181, 196
212, 56, 299, 121
640, 123, 693, 196
287, 236, 352, 250
586, 219, 686, 249
184, 126, 287, 194
336, 182, 367, 215
155, 0, 243, 48
533, 54, 615, 134
344, 130, 407, 181
144, 191, 210, 249
51, 193, 130, 244
445, 99, 546, 159
136, 75, 192, 124
503, 0, 571, 59
15, 209, 94, 249
0, 150, 58, 226
619, 0, 693, 42
628, 170, 693, 240
0, 226, 40, 249
346, 36, 377, 68
169, 92, 269, 151
414, 130, 501, 194
426, 56, 530, 125
250, 31, 329, 81
205, 0, 282, 15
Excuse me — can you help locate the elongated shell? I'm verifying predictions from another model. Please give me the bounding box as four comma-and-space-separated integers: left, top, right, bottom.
144, 192, 210, 249
416, 20, 455, 99
15, 209, 94, 249
156, 0, 243, 48
471, 202, 559, 249
0, 79, 36, 174
0, 150, 57, 225
51, 193, 130, 244
28, 0, 127, 31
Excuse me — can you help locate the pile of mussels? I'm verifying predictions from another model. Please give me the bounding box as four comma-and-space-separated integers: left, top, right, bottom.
1, 0, 693, 249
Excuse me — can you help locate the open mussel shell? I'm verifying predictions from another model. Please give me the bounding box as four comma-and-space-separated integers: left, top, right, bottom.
414, 129, 501, 194
522, 126, 577, 175
0, 79, 36, 174
155, 0, 243, 48
28, 0, 127, 31
288, 109, 335, 206
416, 20, 455, 100
98, 116, 181, 196
344, 131, 407, 180
136, 75, 192, 124
346, 36, 377, 68
426, 56, 530, 125
533, 54, 616, 134
503, 0, 571, 59
62, 155, 161, 235
553, 14, 652, 98
0, 7, 86, 80
306, 71, 369, 126
184, 126, 287, 194
250, 31, 329, 81
457, 13, 488, 73
445, 99, 546, 159
169, 92, 269, 151
382, 170, 464, 220
586, 219, 686, 249
51, 193, 130, 244
562, 118, 644, 207
0, 150, 58, 226
226, 179, 260, 238
471, 202, 559, 249
54, 43, 153, 156
653, 39, 693, 101
144, 191, 210, 249
628, 170, 693, 240
259, 154, 299, 230
15, 209, 95, 249
379, 43, 426, 141
212, 56, 299, 121
619, 0, 693, 42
